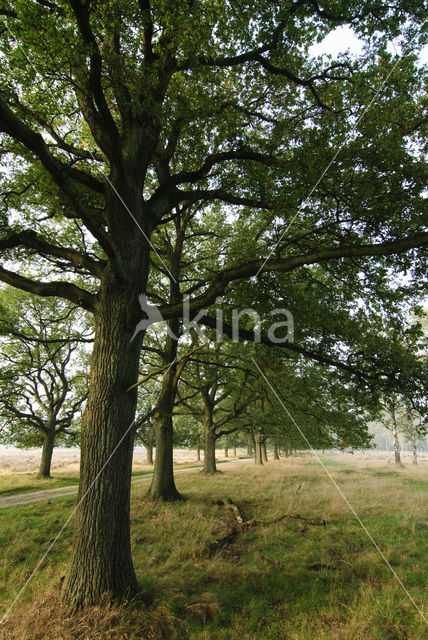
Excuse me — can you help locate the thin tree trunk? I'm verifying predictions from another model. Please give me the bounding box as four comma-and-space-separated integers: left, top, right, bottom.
142, 422, 154, 465
147, 363, 181, 500
145, 442, 153, 465
412, 438, 417, 465
196, 434, 201, 461
254, 433, 263, 465
273, 440, 280, 460
38, 428, 55, 478
233, 445, 237, 457
391, 408, 401, 464
147, 312, 183, 500
204, 425, 217, 473
149, 411, 180, 499
62, 280, 144, 607
224, 444, 228, 457
247, 435, 253, 456
262, 441, 268, 462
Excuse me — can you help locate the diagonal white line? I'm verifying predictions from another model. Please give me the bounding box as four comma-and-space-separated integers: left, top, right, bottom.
3, 20, 39, 77
87, 151, 177, 284
251, 357, 428, 626
0, 357, 178, 626
255, 46, 409, 279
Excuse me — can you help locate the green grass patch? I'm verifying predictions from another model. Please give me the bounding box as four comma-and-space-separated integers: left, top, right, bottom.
406, 480, 428, 492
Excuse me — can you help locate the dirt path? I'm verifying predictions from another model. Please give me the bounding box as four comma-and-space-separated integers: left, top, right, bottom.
0, 459, 251, 509
0, 486, 80, 509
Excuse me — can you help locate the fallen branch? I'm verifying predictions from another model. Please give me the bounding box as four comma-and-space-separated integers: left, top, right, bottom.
208, 498, 328, 555
209, 498, 247, 554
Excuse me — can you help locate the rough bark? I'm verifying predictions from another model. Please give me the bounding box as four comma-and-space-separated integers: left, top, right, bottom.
62, 270, 145, 608
38, 427, 55, 478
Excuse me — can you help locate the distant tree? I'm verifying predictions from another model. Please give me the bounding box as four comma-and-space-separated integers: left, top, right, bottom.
177, 343, 258, 473
0, 289, 91, 477
380, 314, 428, 464
382, 398, 404, 464
384, 400, 427, 465
136, 416, 155, 465
402, 409, 427, 465
173, 414, 203, 461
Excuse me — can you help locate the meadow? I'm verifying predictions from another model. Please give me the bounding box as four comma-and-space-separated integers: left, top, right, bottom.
0, 453, 427, 640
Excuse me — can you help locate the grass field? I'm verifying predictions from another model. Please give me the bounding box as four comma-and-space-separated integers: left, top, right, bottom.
0, 454, 427, 639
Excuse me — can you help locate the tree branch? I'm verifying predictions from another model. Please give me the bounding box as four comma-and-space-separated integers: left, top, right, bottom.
0, 94, 118, 257
168, 149, 288, 186
138, 0, 154, 61
0, 230, 105, 278
0, 266, 96, 312
161, 231, 428, 320
68, 0, 121, 159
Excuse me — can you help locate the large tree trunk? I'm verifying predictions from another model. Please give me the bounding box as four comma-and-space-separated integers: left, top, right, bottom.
38, 427, 55, 478
62, 274, 145, 608
204, 424, 217, 474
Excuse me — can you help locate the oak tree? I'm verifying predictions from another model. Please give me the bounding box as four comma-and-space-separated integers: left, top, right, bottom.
0, 0, 427, 606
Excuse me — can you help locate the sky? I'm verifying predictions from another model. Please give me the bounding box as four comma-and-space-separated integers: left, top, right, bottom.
309, 24, 428, 63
